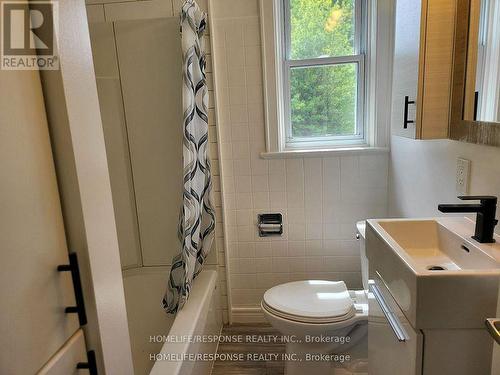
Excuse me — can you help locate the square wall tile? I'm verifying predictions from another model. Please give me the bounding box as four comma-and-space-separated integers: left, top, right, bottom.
233, 159, 252, 176
272, 258, 289, 273
286, 191, 304, 208
255, 258, 273, 273
236, 209, 253, 226
255, 242, 271, 257
252, 174, 269, 192
251, 158, 269, 176
253, 192, 270, 209
231, 126, 250, 142
269, 173, 286, 192
243, 17, 261, 46
238, 242, 255, 259
288, 241, 305, 256
269, 159, 286, 175
271, 241, 288, 257
269, 192, 286, 209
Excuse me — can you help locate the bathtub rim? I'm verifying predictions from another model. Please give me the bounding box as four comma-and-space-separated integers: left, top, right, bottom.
149, 269, 221, 375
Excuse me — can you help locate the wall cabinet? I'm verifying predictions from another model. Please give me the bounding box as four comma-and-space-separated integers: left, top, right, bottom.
391, 0, 456, 139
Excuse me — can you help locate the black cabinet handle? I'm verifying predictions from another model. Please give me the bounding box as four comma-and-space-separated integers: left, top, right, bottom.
57, 252, 87, 326
77, 350, 98, 375
474, 91, 479, 121
404, 96, 415, 129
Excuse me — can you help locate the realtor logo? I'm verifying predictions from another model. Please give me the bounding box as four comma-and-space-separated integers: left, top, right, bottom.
1, 1, 59, 70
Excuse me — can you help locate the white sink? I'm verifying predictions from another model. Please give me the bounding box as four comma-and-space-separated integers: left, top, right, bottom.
377, 219, 499, 271
366, 217, 500, 329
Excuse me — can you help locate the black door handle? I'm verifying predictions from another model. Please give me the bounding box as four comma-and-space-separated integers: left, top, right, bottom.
57, 252, 87, 326
404, 96, 415, 129
77, 350, 98, 375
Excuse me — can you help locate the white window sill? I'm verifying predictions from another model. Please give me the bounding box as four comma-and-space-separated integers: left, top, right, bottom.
260, 146, 389, 159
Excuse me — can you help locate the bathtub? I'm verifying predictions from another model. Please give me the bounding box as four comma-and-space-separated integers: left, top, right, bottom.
123, 268, 222, 375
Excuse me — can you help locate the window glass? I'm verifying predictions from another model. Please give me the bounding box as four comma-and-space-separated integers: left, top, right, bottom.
289, 0, 356, 60
290, 63, 358, 138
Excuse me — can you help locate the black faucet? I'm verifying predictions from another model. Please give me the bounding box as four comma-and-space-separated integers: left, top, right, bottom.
438, 196, 498, 243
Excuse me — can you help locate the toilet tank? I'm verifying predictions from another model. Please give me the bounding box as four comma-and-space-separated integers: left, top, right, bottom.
356, 221, 369, 291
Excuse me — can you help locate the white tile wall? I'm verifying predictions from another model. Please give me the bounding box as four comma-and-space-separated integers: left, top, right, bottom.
212, 0, 390, 312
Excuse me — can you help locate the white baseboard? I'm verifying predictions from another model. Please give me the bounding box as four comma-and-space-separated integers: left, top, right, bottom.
231, 307, 266, 324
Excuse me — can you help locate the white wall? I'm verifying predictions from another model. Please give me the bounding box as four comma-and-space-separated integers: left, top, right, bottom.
389, 136, 500, 221
211, 0, 389, 319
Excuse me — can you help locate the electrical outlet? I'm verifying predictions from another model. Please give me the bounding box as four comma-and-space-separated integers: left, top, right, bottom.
456, 158, 471, 195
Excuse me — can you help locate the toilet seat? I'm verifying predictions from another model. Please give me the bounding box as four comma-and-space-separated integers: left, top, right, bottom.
262, 280, 356, 324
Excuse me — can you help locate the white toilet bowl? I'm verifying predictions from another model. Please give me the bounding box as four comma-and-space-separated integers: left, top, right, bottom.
261, 222, 369, 375
261, 280, 368, 375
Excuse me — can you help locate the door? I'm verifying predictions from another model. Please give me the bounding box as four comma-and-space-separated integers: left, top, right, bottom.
0, 69, 81, 373
391, 0, 422, 138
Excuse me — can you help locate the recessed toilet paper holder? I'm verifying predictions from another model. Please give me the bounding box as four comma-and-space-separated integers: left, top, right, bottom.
258, 213, 283, 237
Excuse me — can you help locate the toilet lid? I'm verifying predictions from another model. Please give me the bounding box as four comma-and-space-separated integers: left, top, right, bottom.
263, 280, 355, 323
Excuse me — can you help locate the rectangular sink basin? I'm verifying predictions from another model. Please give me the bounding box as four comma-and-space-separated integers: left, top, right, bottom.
366, 217, 500, 329
378, 219, 499, 272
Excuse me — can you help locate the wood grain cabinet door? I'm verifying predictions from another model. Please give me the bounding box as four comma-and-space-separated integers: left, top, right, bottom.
0, 69, 81, 373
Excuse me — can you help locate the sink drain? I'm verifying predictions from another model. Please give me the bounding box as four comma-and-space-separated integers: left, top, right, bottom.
427, 265, 447, 271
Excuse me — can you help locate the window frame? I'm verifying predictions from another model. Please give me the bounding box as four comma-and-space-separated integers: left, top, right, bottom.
279, 0, 367, 150
259, 0, 391, 157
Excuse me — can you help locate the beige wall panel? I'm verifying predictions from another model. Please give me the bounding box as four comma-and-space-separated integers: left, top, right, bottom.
114, 18, 183, 266
86, 4, 105, 23
86, 0, 135, 5
104, 0, 173, 22
90, 22, 141, 268
96, 78, 142, 268
88, 22, 119, 79
0, 69, 79, 374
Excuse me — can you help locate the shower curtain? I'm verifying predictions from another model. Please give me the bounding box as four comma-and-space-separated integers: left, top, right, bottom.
162, 0, 215, 314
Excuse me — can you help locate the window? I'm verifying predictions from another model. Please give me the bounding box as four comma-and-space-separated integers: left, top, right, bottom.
261, 0, 378, 154
282, 0, 366, 148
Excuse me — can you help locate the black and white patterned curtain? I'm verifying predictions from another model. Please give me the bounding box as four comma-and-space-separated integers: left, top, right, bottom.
162, 0, 215, 314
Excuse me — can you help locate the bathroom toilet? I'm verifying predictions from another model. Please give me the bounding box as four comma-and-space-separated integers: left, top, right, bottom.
261, 221, 369, 375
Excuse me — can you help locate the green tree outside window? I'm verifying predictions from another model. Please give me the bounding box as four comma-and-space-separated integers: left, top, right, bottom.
289, 0, 358, 138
